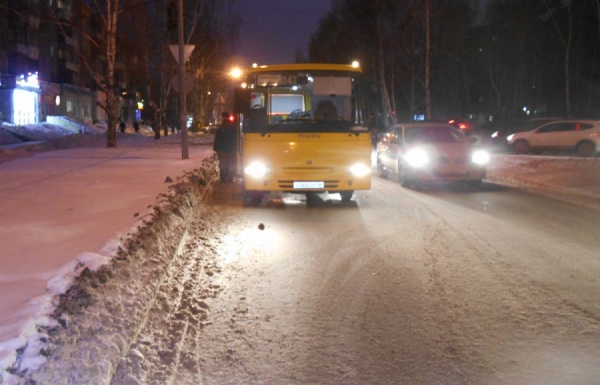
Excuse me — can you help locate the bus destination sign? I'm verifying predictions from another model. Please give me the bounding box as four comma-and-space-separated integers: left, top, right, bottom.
256, 74, 306, 87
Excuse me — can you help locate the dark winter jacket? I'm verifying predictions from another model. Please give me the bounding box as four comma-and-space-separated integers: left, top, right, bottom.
213, 123, 237, 153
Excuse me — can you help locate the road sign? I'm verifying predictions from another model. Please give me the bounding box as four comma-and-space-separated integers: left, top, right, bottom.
169, 45, 195, 64
171, 73, 195, 94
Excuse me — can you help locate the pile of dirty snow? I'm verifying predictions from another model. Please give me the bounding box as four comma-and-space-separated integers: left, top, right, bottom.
4, 159, 218, 384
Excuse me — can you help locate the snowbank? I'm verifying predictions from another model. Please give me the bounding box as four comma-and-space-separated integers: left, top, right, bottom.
2, 160, 218, 384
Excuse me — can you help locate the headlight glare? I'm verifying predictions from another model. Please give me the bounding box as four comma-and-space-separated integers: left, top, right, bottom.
244, 161, 269, 178
472, 149, 490, 165
506, 134, 515, 142
403, 148, 429, 167
349, 163, 371, 177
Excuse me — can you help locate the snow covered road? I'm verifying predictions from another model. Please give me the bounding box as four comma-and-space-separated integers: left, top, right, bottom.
18, 166, 600, 385
2, 128, 599, 384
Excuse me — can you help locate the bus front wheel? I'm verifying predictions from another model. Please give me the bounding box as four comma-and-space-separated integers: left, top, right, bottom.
242, 188, 265, 205
339, 191, 353, 202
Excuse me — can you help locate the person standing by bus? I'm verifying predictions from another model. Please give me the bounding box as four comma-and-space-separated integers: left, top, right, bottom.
213, 112, 237, 183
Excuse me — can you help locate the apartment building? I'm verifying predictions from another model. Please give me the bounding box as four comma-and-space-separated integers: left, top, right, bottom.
0, 0, 111, 125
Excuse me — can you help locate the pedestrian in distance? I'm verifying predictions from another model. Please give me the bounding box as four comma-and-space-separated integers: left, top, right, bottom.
133, 121, 140, 133
119, 120, 126, 133
213, 112, 237, 183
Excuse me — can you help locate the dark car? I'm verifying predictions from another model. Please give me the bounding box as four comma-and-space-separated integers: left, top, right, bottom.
447, 118, 477, 133
376, 122, 490, 188
447, 118, 499, 148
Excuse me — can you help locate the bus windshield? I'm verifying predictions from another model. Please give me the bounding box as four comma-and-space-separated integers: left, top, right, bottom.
241, 68, 367, 134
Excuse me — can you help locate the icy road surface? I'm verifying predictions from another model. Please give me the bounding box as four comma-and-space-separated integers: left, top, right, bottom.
21, 169, 600, 385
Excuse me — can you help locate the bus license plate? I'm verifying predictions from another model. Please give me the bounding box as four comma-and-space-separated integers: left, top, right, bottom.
293, 181, 324, 189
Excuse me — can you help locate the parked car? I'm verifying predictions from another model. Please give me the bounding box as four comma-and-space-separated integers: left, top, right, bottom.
506, 119, 600, 156
447, 118, 502, 148
490, 117, 561, 149
376, 122, 490, 188
200, 125, 217, 134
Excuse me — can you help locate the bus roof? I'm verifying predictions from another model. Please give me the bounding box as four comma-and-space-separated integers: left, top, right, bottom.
245, 63, 362, 74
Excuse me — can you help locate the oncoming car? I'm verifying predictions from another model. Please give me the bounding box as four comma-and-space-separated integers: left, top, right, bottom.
376, 122, 490, 188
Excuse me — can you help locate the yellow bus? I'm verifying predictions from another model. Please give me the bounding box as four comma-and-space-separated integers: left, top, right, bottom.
233, 62, 372, 203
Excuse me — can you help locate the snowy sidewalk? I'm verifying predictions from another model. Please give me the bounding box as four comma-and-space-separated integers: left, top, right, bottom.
0, 133, 214, 369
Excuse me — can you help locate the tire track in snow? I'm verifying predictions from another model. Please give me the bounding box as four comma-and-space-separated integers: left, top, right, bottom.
109, 206, 225, 385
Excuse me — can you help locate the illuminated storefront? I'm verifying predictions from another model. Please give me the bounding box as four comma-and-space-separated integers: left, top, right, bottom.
14, 73, 40, 125
0, 73, 41, 125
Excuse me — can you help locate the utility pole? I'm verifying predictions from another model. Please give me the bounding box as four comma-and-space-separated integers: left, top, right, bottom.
177, 0, 189, 159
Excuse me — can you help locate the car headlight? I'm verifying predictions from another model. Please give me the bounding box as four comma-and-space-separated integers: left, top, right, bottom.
472, 149, 490, 165
491, 131, 498, 138
244, 161, 269, 178
348, 163, 371, 177
403, 148, 429, 167
506, 134, 515, 142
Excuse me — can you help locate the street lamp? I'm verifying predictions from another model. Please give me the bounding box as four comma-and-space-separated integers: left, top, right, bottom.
229, 67, 242, 79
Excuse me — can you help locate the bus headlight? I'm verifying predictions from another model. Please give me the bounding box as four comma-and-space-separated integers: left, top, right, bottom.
403, 148, 429, 168
471, 150, 490, 165
349, 163, 371, 177
244, 161, 269, 178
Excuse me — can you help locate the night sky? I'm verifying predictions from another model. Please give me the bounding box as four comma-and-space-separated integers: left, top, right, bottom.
232, 0, 492, 66
232, 0, 333, 66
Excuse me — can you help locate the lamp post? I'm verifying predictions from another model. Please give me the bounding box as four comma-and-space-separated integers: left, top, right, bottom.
177, 0, 188, 159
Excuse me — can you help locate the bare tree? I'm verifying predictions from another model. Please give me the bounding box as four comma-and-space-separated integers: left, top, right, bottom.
47, 0, 130, 148
122, 0, 232, 139
376, 0, 394, 126
593, 0, 600, 42
119, 0, 174, 139
424, 0, 432, 120
544, 0, 578, 117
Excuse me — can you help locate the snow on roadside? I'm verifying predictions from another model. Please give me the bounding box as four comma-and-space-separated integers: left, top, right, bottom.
486, 154, 600, 210
0, 123, 217, 384
3, 159, 218, 384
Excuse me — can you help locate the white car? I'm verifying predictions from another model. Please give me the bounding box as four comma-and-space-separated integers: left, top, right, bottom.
376, 122, 489, 188
506, 119, 600, 157
591, 133, 600, 156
